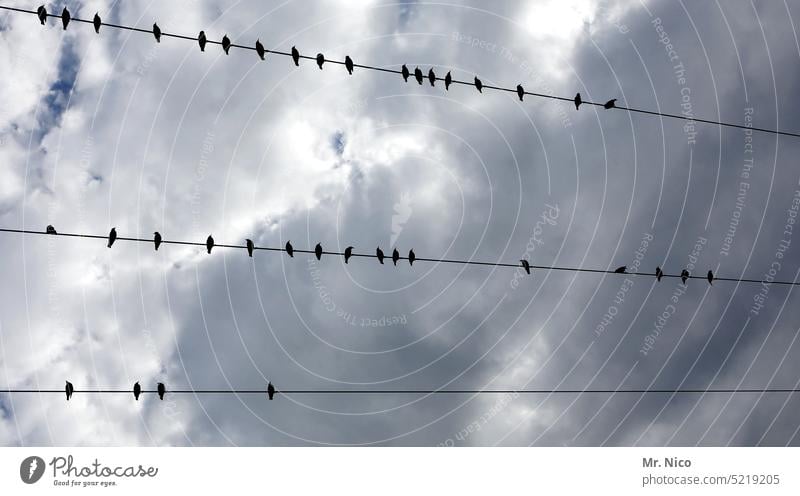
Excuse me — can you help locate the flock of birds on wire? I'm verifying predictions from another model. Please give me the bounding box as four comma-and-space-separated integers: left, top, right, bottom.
61, 381, 277, 402
36, 5, 613, 111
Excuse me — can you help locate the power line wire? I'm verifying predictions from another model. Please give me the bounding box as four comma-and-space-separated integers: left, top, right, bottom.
1, 4, 798, 139
1, 226, 796, 287
3, 388, 800, 395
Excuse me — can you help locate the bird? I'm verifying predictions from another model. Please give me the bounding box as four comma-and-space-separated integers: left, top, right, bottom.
206, 235, 214, 254
408, 249, 416, 266
604, 98, 617, 109
707, 270, 714, 285
285, 241, 294, 257
345, 55, 354, 75
574, 93, 582, 110
255, 39, 266, 60
157, 382, 165, 400
36, 5, 47, 25
153, 232, 162, 251
474, 76, 483, 93
520, 259, 531, 275
267, 382, 275, 400
222, 35, 231, 54
107, 228, 117, 248
93, 13, 101, 33
291, 46, 300, 66
61, 7, 70, 30
392, 248, 400, 266
246, 239, 254, 257
681, 269, 690, 284
414, 67, 423, 85
614, 266, 626, 274
344, 246, 353, 264
655, 266, 663, 281
198, 31, 207, 51
401, 64, 410, 82
376, 247, 385, 264
428, 68, 436, 87
444, 71, 452, 90
153, 23, 161, 42
65, 381, 73, 401
46, 225, 57, 235
516, 84, 524, 101
315, 243, 323, 260
133, 382, 141, 401
316, 53, 325, 69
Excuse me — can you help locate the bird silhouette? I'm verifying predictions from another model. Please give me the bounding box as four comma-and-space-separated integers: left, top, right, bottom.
428, 69, 436, 87
376, 247, 385, 264
474, 76, 483, 93
285, 241, 294, 257
46, 225, 57, 235
444, 71, 452, 90
206, 235, 214, 254
315, 243, 323, 260
153, 232, 162, 251
408, 249, 416, 266
401, 64, 410, 82
604, 98, 617, 109
574, 93, 582, 110
614, 266, 626, 274
344, 246, 353, 263
516, 84, 524, 101
36, 5, 47, 25
133, 382, 141, 401
520, 259, 531, 275
316, 53, 325, 69
291, 46, 300, 66
198, 31, 207, 51
255, 39, 266, 60
153, 23, 161, 42
222, 35, 231, 54
655, 266, 663, 281
414, 67, 423, 85
392, 248, 400, 266
157, 382, 165, 400
267, 382, 275, 400
246, 239, 254, 257
61, 7, 70, 30
345, 55, 354, 75
65, 381, 73, 401
107, 228, 117, 248
93, 13, 101, 33
707, 270, 714, 285
681, 269, 690, 284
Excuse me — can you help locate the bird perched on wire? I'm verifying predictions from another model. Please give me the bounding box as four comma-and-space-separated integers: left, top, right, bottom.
520, 259, 531, 275
408, 249, 416, 266
206, 235, 214, 254
444, 71, 452, 90
707, 270, 714, 285
61, 7, 70, 30
614, 266, 626, 274
46, 225, 57, 235
414, 67, 423, 85
222, 35, 231, 54
574, 93, 582, 110
392, 248, 400, 266
198, 31, 207, 51
65, 381, 74, 401
107, 228, 117, 248
604, 98, 617, 109
428, 69, 436, 87
255, 39, 266, 60
681, 269, 690, 284
474, 76, 483, 93
316, 53, 325, 69
345, 55, 354, 75
267, 382, 275, 400
285, 241, 294, 257
36, 5, 47, 25
153, 232, 162, 251
516, 85, 525, 101
157, 382, 165, 400
93, 13, 101, 33
344, 246, 353, 263
655, 266, 663, 282
291, 46, 300, 66
401, 64, 410, 82
315, 243, 323, 260
246, 239, 254, 257
153, 23, 161, 42
376, 247, 385, 264
133, 382, 141, 401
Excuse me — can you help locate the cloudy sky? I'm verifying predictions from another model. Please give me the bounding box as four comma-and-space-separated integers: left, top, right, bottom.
2, 0, 800, 446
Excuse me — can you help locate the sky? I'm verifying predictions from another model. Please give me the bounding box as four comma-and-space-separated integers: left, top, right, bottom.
2, 0, 800, 446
